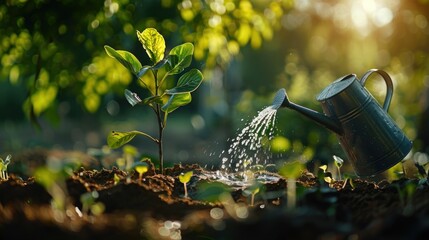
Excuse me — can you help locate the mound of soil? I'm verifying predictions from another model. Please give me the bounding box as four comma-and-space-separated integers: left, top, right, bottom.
1, 162, 429, 240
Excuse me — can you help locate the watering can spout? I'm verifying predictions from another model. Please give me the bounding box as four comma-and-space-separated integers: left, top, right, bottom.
272, 88, 343, 135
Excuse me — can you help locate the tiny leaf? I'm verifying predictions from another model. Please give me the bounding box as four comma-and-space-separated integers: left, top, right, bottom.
166, 69, 203, 94
124, 89, 142, 106
333, 155, 344, 168
133, 162, 149, 174
105, 45, 142, 75
136, 65, 152, 79
195, 181, 231, 202
161, 93, 192, 113
137, 28, 166, 64
179, 171, 193, 183
107, 131, 146, 149
167, 43, 194, 75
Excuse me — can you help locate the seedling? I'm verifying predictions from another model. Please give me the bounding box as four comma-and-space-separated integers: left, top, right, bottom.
319, 165, 334, 186
179, 171, 193, 198
105, 28, 203, 174
0, 154, 11, 180
133, 161, 149, 183
278, 161, 305, 209
80, 190, 105, 216
333, 155, 344, 180
243, 182, 262, 207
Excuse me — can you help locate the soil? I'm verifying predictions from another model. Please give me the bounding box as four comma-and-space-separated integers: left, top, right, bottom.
1, 154, 429, 240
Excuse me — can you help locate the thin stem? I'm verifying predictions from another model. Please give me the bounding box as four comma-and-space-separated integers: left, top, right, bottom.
183, 182, 188, 198
137, 131, 159, 144
153, 69, 165, 174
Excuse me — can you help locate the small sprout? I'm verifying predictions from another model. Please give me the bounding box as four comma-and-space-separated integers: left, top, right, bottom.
0, 154, 11, 180
333, 155, 344, 180
342, 173, 355, 189
195, 181, 231, 202
278, 161, 305, 209
113, 173, 121, 185
179, 171, 193, 198
133, 161, 149, 183
243, 182, 262, 207
319, 165, 334, 185
80, 191, 105, 216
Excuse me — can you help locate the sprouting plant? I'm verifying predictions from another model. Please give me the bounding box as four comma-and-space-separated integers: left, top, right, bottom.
0, 154, 11, 180
278, 161, 305, 209
133, 161, 149, 183
179, 171, 193, 198
80, 191, 105, 216
395, 180, 417, 215
113, 173, 121, 185
105, 28, 203, 175
319, 165, 334, 186
243, 182, 262, 207
342, 173, 355, 190
333, 155, 344, 181
34, 161, 77, 214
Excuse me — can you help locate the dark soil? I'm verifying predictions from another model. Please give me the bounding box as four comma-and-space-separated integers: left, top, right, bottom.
2, 160, 429, 240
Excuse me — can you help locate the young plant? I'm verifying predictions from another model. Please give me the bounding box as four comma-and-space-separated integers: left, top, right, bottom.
80, 191, 105, 216
105, 28, 203, 174
0, 154, 11, 180
179, 171, 193, 198
333, 155, 344, 181
243, 182, 262, 207
133, 161, 149, 183
278, 161, 305, 209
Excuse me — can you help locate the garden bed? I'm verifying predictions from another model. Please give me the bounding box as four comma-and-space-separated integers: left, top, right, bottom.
2, 158, 429, 240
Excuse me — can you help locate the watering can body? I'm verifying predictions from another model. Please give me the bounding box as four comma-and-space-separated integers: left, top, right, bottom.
276, 69, 412, 176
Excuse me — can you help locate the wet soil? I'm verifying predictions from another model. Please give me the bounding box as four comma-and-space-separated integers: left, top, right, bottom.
1, 161, 429, 240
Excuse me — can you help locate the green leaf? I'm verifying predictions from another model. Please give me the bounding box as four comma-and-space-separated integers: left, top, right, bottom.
124, 89, 142, 106
179, 171, 193, 184
137, 28, 166, 64
195, 181, 231, 202
107, 131, 145, 149
136, 65, 151, 79
104, 45, 142, 75
166, 69, 203, 94
142, 95, 163, 105
167, 43, 194, 75
161, 93, 192, 113
279, 161, 305, 179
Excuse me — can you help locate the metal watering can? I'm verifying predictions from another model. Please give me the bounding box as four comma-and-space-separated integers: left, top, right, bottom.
272, 69, 412, 176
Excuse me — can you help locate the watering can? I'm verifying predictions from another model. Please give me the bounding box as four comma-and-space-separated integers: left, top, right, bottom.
272, 69, 412, 176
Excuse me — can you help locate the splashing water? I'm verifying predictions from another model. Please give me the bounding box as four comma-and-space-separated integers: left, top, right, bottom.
220, 105, 279, 173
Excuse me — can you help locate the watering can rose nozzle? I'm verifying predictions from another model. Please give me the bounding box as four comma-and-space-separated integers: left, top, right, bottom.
272, 88, 290, 109
272, 88, 343, 135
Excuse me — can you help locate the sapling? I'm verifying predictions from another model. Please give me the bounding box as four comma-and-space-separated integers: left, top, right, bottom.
279, 161, 305, 209
105, 28, 203, 174
0, 154, 11, 180
179, 171, 193, 198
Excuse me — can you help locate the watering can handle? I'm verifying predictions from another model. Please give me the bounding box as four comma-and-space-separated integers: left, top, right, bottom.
360, 69, 393, 112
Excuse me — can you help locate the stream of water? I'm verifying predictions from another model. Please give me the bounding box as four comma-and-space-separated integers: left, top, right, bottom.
220, 105, 278, 172
205, 105, 281, 187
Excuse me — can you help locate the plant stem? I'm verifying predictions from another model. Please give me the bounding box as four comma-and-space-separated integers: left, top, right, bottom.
158, 109, 164, 174
183, 182, 188, 198
287, 178, 296, 209
153, 69, 164, 175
